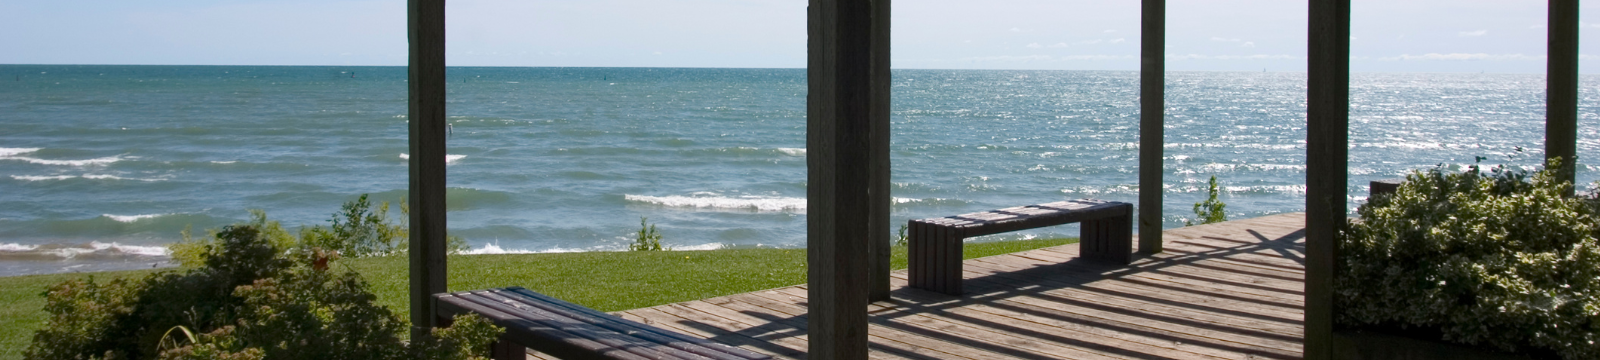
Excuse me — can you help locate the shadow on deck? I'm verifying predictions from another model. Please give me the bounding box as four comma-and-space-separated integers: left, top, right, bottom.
582, 213, 1306, 360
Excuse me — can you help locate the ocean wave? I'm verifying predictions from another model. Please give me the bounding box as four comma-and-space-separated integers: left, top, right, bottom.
398, 153, 467, 164
1, 154, 124, 166
103, 213, 167, 223
0, 241, 170, 260
460, 243, 613, 254
10, 174, 167, 182
210, 161, 237, 164
777, 148, 806, 156
624, 194, 805, 212
0, 147, 41, 157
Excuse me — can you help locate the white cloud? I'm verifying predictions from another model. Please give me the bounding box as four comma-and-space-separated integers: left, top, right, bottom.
1010, 27, 1023, 32
1241, 41, 1255, 48
1103, 29, 1116, 33
1210, 37, 1242, 43
1109, 38, 1125, 44
1048, 42, 1069, 48
1026, 42, 1042, 48
1078, 39, 1103, 45
1379, 53, 1541, 61
1458, 30, 1488, 37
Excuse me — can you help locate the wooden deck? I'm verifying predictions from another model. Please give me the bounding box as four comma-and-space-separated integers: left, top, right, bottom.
568, 213, 1307, 359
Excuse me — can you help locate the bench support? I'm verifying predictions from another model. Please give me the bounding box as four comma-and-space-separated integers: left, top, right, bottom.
909, 200, 1133, 295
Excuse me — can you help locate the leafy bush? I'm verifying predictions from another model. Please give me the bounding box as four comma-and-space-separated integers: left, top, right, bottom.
1187, 175, 1227, 226
172, 195, 467, 264
26, 214, 502, 360
630, 217, 665, 251
1336, 161, 1600, 360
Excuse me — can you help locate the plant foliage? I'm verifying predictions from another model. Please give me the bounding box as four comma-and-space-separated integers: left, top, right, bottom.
1187, 175, 1228, 226
630, 217, 665, 251
1336, 160, 1600, 360
26, 213, 501, 360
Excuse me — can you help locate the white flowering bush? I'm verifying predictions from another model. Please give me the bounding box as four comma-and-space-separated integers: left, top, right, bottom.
1337, 161, 1600, 360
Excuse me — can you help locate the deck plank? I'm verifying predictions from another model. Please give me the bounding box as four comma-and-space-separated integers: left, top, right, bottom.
614, 213, 1309, 359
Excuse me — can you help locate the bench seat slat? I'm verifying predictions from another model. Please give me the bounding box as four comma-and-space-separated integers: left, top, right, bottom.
496, 288, 769, 360
435, 287, 772, 360
908, 199, 1134, 295
437, 293, 655, 360
453, 291, 678, 360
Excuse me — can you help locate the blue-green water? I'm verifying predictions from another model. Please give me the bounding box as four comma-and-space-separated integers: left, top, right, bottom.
1, 65, 1596, 276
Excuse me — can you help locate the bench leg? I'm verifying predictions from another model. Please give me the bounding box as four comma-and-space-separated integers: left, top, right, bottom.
1081, 214, 1132, 264
492, 338, 526, 360
908, 221, 964, 295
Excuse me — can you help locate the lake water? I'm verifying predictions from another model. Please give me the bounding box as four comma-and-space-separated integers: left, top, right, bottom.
2, 65, 1595, 276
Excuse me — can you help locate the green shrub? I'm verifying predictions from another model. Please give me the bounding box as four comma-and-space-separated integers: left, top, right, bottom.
630, 217, 664, 251
1187, 175, 1227, 226
1336, 161, 1600, 360
26, 214, 501, 360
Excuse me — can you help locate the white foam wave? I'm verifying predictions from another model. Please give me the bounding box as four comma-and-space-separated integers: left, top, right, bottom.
625, 194, 806, 212
83, 174, 165, 181
12, 175, 77, 181
399, 153, 467, 164
0, 242, 170, 260
675, 243, 726, 251
461, 243, 539, 255
777, 148, 807, 156
0, 243, 39, 251
3, 155, 123, 166
12, 174, 166, 182
104, 213, 165, 223
211, 161, 237, 164
0, 147, 41, 157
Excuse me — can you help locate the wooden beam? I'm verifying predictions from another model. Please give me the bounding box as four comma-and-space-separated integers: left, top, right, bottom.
408, 0, 448, 341
1139, 0, 1165, 254
1548, 0, 1579, 192
1305, 0, 1350, 359
807, 0, 877, 357
867, 0, 892, 303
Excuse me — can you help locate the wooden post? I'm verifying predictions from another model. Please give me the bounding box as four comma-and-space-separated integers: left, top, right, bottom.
867, 0, 893, 303
1306, 0, 1350, 359
807, 0, 878, 357
1548, 0, 1579, 194
1139, 0, 1165, 254
408, 0, 448, 341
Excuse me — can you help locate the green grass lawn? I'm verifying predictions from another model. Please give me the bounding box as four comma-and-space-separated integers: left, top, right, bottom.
0, 238, 1074, 359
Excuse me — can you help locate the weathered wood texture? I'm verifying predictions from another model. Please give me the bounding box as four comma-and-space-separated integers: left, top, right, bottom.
909, 200, 1133, 295
1306, 1, 1350, 359
807, 0, 882, 358
407, 0, 448, 341
1140, 0, 1166, 255
613, 213, 1310, 360
435, 287, 771, 360
1368, 179, 1402, 199
866, 0, 893, 304
1548, 0, 1579, 191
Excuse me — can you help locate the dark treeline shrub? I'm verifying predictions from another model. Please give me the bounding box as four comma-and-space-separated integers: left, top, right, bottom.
27, 212, 500, 360
1337, 161, 1600, 360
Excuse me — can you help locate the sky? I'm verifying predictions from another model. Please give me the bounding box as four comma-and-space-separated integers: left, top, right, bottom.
2, 0, 1599, 73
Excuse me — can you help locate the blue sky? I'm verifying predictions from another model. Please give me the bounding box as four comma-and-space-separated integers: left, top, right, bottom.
2, 0, 1598, 73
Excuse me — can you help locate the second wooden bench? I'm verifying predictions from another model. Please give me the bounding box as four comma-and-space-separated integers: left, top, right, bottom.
908, 199, 1134, 295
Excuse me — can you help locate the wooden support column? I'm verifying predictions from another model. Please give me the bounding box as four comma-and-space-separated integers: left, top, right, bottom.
1548, 0, 1579, 193
867, 0, 892, 303
408, 0, 448, 341
807, 0, 880, 357
1305, 0, 1350, 359
1139, 0, 1165, 254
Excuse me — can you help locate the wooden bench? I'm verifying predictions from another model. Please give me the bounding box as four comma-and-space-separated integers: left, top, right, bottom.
908, 199, 1134, 295
434, 286, 771, 360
